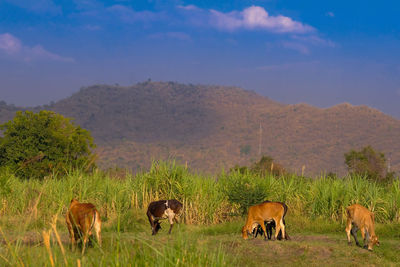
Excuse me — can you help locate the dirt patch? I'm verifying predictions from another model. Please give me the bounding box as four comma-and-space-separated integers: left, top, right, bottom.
292, 235, 338, 243
308, 246, 333, 261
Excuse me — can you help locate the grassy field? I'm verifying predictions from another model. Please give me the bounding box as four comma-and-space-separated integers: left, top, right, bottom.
0, 162, 399, 266
1, 213, 400, 266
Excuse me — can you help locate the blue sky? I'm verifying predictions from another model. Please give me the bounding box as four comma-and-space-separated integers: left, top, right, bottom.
1, 0, 399, 118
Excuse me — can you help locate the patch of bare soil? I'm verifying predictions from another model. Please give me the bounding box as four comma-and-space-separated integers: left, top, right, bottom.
222, 235, 341, 265
292, 234, 338, 243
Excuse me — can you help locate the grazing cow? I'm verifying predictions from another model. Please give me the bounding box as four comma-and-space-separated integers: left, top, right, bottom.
345, 204, 380, 251
147, 199, 183, 235
252, 201, 290, 240
242, 201, 286, 240
65, 199, 101, 254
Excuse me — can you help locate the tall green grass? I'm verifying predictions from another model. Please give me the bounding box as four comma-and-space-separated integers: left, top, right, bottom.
0, 161, 399, 228
0, 161, 399, 265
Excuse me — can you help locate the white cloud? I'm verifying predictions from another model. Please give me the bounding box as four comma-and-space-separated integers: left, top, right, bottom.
209, 6, 314, 33
0, 33, 22, 54
27, 45, 74, 62
291, 35, 336, 48
0, 33, 74, 62
177, 5, 200, 11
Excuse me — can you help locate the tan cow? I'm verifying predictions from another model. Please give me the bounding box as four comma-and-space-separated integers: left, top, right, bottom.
242, 201, 286, 240
65, 199, 102, 254
345, 204, 379, 251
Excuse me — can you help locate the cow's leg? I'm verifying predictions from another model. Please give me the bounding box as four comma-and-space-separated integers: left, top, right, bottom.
93, 215, 102, 247
168, 213, 175, 234
282, 218, 290, 240
273, 218, 282, 240
258, 225, 265, 238
70, 230, 76, 251
351, 225, 360, 246
360, 227, 368, 248
66, 222, 76, 250
362, 228, 370, 249
279, 218, 285, 240
259, 225, 265, 238
266, 222, 272, 240
81, 231, 89, 255
253, 226, 258, 238
168, 223, 174, 234
147, 210, 156, 235
258, 220, 268, 241
345, 218, 353, 245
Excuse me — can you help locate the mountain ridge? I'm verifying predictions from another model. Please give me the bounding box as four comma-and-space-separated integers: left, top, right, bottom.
1, 81, 399, 176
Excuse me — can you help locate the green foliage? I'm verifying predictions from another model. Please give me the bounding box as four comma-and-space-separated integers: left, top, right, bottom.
230, 155, 285, 177
219, 170, 271, 215
0, 110, 96, 179
345, 146, 388, 181
251, 155, 285, 176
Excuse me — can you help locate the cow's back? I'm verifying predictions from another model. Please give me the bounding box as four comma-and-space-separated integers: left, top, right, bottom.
168, 199, 183, 214
347, 204, 373, 227
147, 200, 167, 217
248, 202, 284, 221
68, 203, 96, 229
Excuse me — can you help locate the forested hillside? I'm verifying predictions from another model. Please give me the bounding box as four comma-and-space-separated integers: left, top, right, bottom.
1, 81, 400, 175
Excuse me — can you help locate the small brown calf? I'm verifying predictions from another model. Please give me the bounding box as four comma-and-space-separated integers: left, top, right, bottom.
147, 199, 183, 235
65, 199, 102, 254
345, 204, 380, 251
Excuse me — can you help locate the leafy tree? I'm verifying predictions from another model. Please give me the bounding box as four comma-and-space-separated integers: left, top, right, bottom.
251, 155, 285, 176
344, 146, 390, 181
0, 110, 96, 179
230, 155, 285, 177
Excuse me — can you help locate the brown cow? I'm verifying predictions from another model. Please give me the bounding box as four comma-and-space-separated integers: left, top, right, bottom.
252, 201, 290, 240
242, 201, 286, 240
66, 199, 102, 254
147, 199, 183, 235
345, 204, 380, 251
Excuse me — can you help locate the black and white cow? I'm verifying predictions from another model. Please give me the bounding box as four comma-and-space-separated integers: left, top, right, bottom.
146, 199, 183, 235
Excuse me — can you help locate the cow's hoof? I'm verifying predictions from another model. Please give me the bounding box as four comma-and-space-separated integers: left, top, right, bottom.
348, 242, 352, 246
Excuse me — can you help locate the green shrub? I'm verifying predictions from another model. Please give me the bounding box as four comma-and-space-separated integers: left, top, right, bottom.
0, 110, 96, 179
219, 170, 270, 215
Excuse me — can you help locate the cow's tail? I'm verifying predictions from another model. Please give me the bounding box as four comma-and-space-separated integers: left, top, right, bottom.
281, 202, 290, 240
90, 210, 97, 232
282, 203, 288, 219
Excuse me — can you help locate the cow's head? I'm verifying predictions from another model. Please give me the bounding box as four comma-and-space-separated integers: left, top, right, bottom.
241, 226, 250, 239
367, 235, 380, 251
